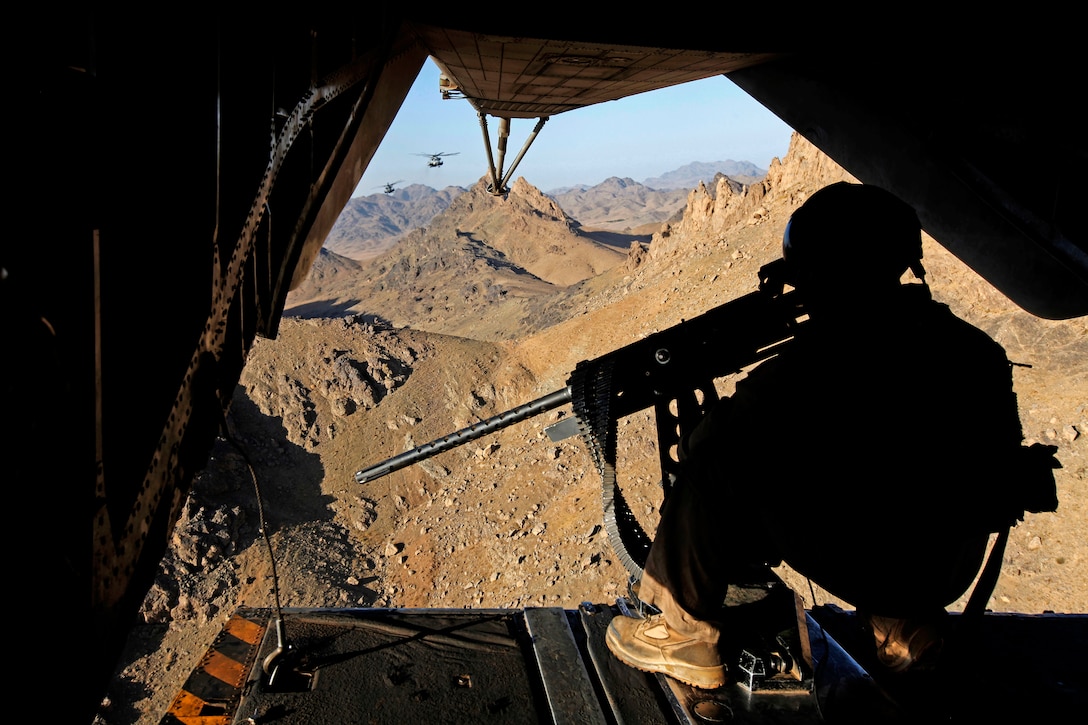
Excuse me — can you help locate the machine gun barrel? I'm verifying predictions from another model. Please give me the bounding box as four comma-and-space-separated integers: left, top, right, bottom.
355, 387, 573, 484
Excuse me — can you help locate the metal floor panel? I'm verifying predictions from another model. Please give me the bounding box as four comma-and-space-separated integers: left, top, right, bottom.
162, 603, 1088, 724
226, 608, 550, 724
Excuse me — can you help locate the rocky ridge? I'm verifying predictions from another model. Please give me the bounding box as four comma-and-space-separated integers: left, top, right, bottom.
286, 175, 629, 340
548, 176, 689, 234
643, 159, 767, 190
325, 184, 465, 260
324, 161, 769, 264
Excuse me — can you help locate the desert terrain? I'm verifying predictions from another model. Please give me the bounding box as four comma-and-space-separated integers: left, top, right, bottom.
94, 133, 1087, 724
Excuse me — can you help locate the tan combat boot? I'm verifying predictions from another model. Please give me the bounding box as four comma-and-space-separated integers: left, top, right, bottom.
605, 612, 727, 689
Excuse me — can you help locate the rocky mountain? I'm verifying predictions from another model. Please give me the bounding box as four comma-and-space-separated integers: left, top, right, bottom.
325, 183, 465, 260
324, 161, 768, 262
547, 176, 689, 234
286, 176, 629, 340
99, 132, 1087, 725
643, 159, 767, 189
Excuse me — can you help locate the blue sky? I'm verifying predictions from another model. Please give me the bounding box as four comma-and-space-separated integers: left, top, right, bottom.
353, 59, 794, 196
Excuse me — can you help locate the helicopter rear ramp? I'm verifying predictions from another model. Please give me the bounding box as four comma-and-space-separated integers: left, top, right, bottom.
163, 603, 832, 724
159, 600, 1088, 724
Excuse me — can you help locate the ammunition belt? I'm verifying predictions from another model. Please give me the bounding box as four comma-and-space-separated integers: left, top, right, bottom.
569, 358, 653, 579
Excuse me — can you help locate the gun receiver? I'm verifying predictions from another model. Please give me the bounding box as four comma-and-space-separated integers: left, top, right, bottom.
354, 259, 806, 575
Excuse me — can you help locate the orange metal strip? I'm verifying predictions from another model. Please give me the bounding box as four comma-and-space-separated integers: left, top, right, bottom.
223, 612, 265, 645
165, 689, 208, 716
163, 691, 231, 723
161, 609, 269, 725
201, 648, 248, 687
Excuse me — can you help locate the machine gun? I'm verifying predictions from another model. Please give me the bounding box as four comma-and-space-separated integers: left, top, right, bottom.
355, 259, 808, 576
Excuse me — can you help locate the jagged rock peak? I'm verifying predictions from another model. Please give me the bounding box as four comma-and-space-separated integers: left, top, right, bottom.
442, 176, 573, 226
646, 131, 855, 262
508, 177, 571, 223
763, 132, 857, 205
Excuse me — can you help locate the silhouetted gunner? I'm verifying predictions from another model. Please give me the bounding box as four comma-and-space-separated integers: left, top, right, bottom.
605, 182, 1059, 689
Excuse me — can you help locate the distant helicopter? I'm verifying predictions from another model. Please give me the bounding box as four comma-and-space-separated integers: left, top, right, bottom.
377, 180, 405, 194
416, 151, 459, 168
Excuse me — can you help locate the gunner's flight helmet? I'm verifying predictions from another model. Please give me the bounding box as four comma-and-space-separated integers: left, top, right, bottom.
783, 182, 925, 288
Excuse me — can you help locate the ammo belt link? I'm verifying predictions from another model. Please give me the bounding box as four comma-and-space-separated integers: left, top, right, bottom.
569, 359, 653, 579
